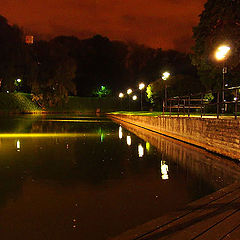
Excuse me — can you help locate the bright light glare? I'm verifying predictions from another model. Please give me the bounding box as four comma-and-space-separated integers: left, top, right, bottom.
162, 72, 170, 80
161, 161, 169, 180
119, 126, 123, 139
139, 83, 145, 90
119, 92, 124, 98
215, 45, 230, 60
127, 135, 131, 146
138, 144, 144, 157
127, 89, 133, 95
132, 95, 137, 101
16, 139, 20, 151
16, 78, 22, 83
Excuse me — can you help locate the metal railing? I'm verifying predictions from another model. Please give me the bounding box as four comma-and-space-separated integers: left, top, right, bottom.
164, 86, 240, 119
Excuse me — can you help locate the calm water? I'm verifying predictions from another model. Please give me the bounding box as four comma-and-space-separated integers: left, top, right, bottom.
0, 115, 238, 240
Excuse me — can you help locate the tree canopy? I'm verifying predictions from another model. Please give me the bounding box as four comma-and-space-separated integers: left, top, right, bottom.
191, 0, 240, 90
0, 14, 204, 108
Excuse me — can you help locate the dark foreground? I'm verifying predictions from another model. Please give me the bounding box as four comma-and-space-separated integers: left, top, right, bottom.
111, 182, 240, 240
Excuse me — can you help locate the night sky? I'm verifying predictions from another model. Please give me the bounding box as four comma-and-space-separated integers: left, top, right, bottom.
1, 0, 206, 52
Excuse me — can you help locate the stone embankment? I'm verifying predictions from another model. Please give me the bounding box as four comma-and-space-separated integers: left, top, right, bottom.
108, 114, 240, 161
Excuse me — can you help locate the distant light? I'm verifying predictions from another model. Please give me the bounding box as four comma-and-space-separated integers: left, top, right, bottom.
132, 95, 137, 101
215, 45, 230, 61
16, 78, 22, 83
119, 92, 124, 98
138, 144, 144, 157
6, 90, 9, 93
234, 97, 237, 101
127, 89, 133, 95
162, 72, 170, 81
25, 35, 34, 44
139, 83, 145, 90
127, 135, 131, 146
119, 126, 123, 139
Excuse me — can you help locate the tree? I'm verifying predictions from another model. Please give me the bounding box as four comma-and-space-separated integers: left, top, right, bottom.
0, 15, 26, 92
31, 39, 77, 108
93, 85, 111, 98
191, 0, 240, 90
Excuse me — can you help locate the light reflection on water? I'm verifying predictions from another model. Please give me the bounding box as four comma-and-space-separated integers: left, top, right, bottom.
0, 115, 238, 240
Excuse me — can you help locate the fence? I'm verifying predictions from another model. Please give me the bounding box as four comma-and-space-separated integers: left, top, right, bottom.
165, 86, 240, 119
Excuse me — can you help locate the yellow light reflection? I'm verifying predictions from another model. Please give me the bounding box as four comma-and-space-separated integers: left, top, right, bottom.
138, 144, 144, 157
42, 120, 109, 123
146, 142, 150, 152
0, 133, 105, 138
119, 126, 123, 139
161, 160, 169, 180
127, 135, 131, 146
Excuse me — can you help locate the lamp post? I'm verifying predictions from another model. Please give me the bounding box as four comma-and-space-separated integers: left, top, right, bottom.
138, 83, 145, 111
127, 88, 133, 111
215, 45, 231, 113
162, 72, 170, 114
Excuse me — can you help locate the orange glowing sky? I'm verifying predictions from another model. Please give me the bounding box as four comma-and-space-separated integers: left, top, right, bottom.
0, 0, 206, 52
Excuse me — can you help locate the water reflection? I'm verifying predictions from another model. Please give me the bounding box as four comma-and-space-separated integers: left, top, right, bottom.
146, 141, 150, 152
119, 126, 123, 139
126, 135, 131, 146
0, 115, 238, 240
16, 139, 21, 152
161, 160, 169, 180
138, 144, 144, 158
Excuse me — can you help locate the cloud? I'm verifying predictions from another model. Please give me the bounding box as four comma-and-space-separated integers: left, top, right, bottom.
0, 0, 206, 51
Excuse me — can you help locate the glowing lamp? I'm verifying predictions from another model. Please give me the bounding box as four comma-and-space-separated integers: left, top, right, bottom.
132, 95, 137, 101
139, 83, 145, 90
119, 92, 124, 98
127, 89, 133, 95
215, 45, 230, 61
162, 72, 170, 81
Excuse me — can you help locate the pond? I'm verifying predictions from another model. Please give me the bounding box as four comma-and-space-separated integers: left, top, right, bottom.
0, 115, 238, 240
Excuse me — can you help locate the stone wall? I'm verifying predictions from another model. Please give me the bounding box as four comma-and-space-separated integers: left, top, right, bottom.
108, 114, 240, 161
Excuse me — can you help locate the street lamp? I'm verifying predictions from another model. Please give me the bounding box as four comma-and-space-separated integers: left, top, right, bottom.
162, 72, 170, 113
138, 82, 145, 111
215, 45, 231, 112
127, 89, 132, 95
132, 95, 137, 101
127, 88, 133, 110
119, 92, 124, 98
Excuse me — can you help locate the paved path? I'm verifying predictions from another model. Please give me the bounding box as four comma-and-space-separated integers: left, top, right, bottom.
110, 182, 240, 240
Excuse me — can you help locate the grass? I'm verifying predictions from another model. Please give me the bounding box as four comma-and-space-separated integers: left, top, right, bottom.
108, 111, 240, 117
0, 92, 41, 113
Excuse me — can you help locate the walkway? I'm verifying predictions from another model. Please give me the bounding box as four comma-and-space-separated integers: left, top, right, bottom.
110, 182, 240, 240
